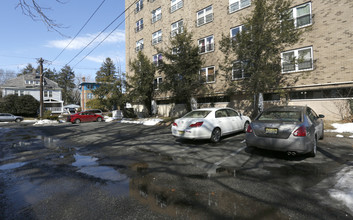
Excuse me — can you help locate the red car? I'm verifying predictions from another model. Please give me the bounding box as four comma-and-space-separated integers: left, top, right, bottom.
67, 111, 104, 124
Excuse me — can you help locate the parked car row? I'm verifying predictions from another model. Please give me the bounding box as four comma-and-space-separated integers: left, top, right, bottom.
171, 106, 325, 157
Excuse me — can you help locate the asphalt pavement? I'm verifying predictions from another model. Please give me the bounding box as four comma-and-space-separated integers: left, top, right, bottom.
0, 121, 352, 219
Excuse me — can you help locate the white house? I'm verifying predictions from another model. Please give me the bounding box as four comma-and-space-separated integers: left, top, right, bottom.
0, 73, 64, 113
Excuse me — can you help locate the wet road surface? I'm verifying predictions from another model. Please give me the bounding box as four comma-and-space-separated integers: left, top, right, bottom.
0, 122, 353, 219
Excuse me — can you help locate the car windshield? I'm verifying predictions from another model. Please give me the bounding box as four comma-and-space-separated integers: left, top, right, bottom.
258, 111, 302, 122
183, 110, 211, 118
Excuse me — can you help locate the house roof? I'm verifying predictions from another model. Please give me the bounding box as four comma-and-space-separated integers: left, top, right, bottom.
0, 74, 62, 90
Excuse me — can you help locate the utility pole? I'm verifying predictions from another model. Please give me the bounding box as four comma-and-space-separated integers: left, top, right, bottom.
38, 58, 44, 119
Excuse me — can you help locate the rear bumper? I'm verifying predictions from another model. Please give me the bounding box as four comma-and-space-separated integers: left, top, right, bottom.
171, 127, 211, 140
245, 133, 313, 154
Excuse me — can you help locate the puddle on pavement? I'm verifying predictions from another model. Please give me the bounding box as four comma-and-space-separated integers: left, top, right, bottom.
0, 162, 27, 171
72, 153, 128, 182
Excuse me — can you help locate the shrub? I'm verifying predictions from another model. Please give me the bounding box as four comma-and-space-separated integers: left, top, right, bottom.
0, 94, 39, 117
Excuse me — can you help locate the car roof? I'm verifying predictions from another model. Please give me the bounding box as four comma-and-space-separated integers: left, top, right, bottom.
264, 106, 306, 112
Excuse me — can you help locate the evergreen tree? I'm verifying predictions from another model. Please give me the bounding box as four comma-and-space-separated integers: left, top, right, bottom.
219, 0, 303, 117
93, 58, 124, 110
57, 65, 76, 104
44, 68, 58, 82
18, 63, 39, 76
127, 51, 155, 115
156, 29, 203, 112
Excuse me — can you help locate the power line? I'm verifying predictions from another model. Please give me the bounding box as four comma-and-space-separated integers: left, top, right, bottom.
51, 0, 106, 63
73, 10, 132, 68
65, 0, 138, 66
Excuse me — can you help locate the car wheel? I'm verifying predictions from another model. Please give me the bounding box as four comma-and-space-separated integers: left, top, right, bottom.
309, 135, 317, 157
319, 127, 324, 140
75, 119, 81, 124
97, 117, 102, 122
210, 128, 221, 143
15, 118, 21, 123
243, 121, 249, 133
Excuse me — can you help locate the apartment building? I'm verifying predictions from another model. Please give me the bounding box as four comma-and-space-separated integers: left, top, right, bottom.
79, 78, 100, 111
125, 0, 353, 120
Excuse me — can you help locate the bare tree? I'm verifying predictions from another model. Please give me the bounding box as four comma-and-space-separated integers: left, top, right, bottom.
16, 0, 66, 36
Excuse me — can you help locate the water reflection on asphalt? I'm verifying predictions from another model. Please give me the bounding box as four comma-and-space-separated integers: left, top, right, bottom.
72, 153, 129, 182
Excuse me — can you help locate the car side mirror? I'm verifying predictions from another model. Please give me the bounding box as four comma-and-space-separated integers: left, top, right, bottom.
318, 114, 325, 118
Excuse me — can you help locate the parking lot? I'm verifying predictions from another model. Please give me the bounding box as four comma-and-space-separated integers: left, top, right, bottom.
1, 121, 353, 219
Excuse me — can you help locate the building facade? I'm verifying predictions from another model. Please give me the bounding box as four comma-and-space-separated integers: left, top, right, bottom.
79, 79, 100, 111
125, 0, 353, 120
0, 73, 64, 113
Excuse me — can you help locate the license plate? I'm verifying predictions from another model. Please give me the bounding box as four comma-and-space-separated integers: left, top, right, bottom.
265, 128, 278, 134
178, 131, 185, 135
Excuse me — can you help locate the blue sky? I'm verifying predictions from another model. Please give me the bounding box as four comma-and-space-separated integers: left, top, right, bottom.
0, 0, 126, 82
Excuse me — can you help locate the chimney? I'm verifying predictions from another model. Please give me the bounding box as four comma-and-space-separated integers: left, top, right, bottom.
82, 77, 86, 82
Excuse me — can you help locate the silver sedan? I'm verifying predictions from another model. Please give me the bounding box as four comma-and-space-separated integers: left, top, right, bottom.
245, 106, 324, 157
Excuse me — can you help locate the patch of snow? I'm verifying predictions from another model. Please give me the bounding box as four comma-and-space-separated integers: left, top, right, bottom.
327, 123, 353, 133
329, 166, 353, 214
120, 118, 164, 126
143, 119, 163, 126
104, 116, 114, 122
336, 134, 344, 138
33, 119, 59, 125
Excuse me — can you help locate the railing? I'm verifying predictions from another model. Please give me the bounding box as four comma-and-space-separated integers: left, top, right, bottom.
44, 107, 62, 112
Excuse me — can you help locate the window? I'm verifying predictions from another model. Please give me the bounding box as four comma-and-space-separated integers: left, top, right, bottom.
152, 7, 161, 23
153, 54, 163, 66
20, 90, 24, 96
135, 0, 143, 13
154, 77, 162, 90
264, 93, 280, 101
229, 0, 251, 14
87, 93, 93, 99
170, 0, 183, 13
49, 91, 52, 98
35, 81, 39, 85
136, 39, 144, 52
281, 46, 313, 73
230, 25, 245, 40
135, 19, 143, 32
197, 6, 213, 27
172, 47, 180, 55
200, 66, 215, 83
152, 30, 162, 45
289, 88, 353, 100
232, 61, 250, 80
198, 35, 214, 54
290, 2, 312, 28
171, 20, 183, 37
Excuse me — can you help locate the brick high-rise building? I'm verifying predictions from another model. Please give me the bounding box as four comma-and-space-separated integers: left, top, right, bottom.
125, 0, 353, 120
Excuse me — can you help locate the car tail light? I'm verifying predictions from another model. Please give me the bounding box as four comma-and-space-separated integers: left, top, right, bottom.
246, 124, 253, 133
189, 122, 203, 127
172, 122, 178, 127
293, 125, 307, 137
